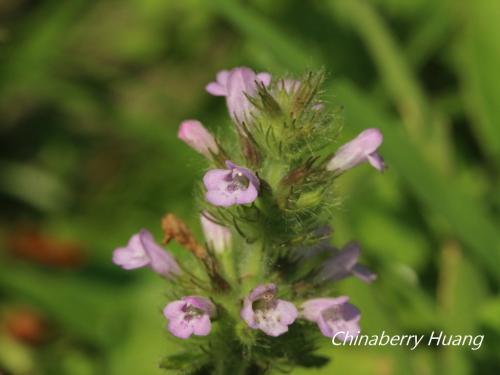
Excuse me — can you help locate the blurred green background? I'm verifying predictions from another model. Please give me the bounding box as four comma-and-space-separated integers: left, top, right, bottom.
1, 0, 499, 374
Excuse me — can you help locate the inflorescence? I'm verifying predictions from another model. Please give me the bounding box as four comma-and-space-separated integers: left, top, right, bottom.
113, 67, 384, 374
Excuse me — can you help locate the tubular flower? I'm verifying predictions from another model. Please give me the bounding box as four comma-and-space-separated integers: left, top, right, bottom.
316, 242, 377, 284
203, 161, 260, 207
241, 284, 298, 337
302, 297, 361, 341
327, 128, 384, 172
206, 67, 271, 123
163, 296, 216, 339
112, 229, 181, 278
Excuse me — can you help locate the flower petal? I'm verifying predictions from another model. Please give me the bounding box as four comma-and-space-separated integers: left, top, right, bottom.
206, 190, 238, 207
140, 229, 181, 277
163, 301, 186, 320
112, 232, 150, 270
317, 301, 361, 339
256, 310, 289, 337
240, 300, 257, 328
168, 316, 194, 339
327, 128, 384, 172
234, 184, 259, 205
248, 284, 277, 302
112, 246, 149, 269
203, 169, 232, 190
216, 70, 230, 86
351, 264, 377, 283
183, 296, 216, 317
367, 152, 385, 171
259, 321, 289, 337
192, 314, 212, 336
206, 82, 226, 96
319, 314, 360, 342
276, 300, 298, 326
257, 72, 272, 86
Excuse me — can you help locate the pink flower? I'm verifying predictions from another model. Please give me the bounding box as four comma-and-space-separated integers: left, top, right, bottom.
206, 67, 271, 123
302, 297, 360, 341
178, 119, 218, 159
203, 161, 260, 207
241, 284, 298, 337
327, 128, 384, 172
200, 211, 231, 253
163, 296, 215, 339
112, 229, 181, 278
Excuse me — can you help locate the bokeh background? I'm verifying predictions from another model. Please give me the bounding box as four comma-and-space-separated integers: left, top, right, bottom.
1, 0, 499, 374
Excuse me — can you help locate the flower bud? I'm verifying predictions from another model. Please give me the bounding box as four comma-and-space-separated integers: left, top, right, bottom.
178, 120, 218, 159
200, 211, 231, 253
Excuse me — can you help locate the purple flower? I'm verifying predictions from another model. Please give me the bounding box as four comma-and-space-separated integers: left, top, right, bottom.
112, 229, 181, 278
178, 119, 218, 159
206, 67, 271, 123
316, 242, 377, 284
200, 211, 231, 253
302, 297, 361, 341
241, 284, 298, 337
203, 161, 260, 207
326, 128, 384, 172
163, 296, 216, 339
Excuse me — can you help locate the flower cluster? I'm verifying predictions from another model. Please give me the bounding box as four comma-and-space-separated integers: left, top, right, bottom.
113, 67, 384, 373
